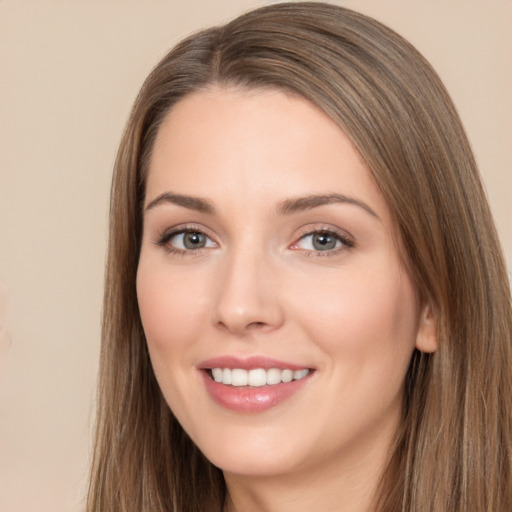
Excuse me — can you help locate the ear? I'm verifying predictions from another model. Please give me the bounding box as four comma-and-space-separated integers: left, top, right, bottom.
415, 303, 437, 353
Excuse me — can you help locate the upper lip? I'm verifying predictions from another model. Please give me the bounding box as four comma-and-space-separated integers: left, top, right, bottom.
198, 355, 312, 371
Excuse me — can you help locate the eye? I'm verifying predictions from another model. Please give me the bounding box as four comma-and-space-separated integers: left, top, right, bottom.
156, 228, 217, 253
172, 231, 214, 250
291, 229, 353, 255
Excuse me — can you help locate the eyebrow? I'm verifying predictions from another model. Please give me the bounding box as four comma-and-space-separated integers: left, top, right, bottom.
145, 192, 215, 214
277, 194, 379, 219
145, 191, 379, 219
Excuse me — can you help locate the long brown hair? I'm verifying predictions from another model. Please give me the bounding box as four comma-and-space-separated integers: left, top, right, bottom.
87, 3, 512, 511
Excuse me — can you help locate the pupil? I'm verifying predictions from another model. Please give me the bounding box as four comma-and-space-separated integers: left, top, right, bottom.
184, 232, 205, 249
312, 233, 336, 251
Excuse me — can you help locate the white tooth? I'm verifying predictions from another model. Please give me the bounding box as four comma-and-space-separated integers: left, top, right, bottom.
248, 368, 266, 387
212, 368, 223, 382
231, 369, 248, 386
281, 369, 293, 383
266, 368, 282, 385
222, 368, 232, 385
214, 367, 309, 386
293, 369, 309, 380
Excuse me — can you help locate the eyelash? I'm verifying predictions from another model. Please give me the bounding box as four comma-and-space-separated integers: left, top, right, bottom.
290, 227, 354, 257
154, 224, 216, 256
154, 224, 354, 257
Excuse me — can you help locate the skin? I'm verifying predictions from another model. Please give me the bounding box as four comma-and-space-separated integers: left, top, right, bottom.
137, 86, 436, 512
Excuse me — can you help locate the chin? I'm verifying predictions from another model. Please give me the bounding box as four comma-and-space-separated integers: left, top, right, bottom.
209, 450, 298, 479
191, 425, 305, 478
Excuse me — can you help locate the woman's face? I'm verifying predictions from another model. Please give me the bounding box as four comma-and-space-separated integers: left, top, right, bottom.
137, 87, 434, 480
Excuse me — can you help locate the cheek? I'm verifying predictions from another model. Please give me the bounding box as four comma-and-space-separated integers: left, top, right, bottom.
136, 259, 215, 428
136, 261, 209, 364
288, 262, 419, 372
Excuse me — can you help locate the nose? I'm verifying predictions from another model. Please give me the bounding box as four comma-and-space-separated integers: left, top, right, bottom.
211, 246, 284, 336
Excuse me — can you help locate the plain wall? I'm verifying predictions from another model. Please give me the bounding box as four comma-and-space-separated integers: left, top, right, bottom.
1, 1, 510, 511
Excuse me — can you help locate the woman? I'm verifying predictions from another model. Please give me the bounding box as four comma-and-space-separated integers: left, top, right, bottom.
87, 3, 512, 511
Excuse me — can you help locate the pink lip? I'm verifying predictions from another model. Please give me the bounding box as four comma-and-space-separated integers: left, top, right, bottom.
198, 356, 314, 413
198, 355, 309, 371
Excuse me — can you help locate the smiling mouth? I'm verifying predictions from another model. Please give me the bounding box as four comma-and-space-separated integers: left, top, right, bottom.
208, 368, 311, 387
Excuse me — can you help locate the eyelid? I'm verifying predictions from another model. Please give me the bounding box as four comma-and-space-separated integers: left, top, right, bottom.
153, 223, 218, 253
289, 224, 354, 253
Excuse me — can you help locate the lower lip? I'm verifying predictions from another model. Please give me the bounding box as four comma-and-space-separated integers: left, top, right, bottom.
201, 371, 311, 413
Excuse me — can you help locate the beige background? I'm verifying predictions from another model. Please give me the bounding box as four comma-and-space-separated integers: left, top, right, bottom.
0, 1, 510, 511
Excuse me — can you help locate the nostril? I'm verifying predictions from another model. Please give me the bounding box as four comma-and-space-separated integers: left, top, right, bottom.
214, 319, 269, 334
248, 321, 266, 329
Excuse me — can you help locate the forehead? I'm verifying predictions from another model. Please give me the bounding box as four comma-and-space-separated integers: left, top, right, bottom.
146, 86, 389, 221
